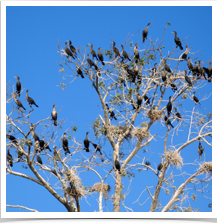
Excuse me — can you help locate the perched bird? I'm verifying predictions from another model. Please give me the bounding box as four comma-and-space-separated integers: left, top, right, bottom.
171, 31, 183, 50
198, 138, 204, 159
67, 40, 77, 57
152, 63, 158, 76
170, 83, 177, 92
192, 92, 201, 105
87, 43, 98, 61
114, 154, 121, 174
37, 153, 43, 165
164, 116, 174, 128
84, 132, 90, 152
136, 93, 143, 109
142, 23, 152, 43
65, 41, 75, 59
76, 66, 84, 78
39, 136, 51, 152
120, 44, 131, 61
87, 54, 98, 70
157, 156, 164, 175
12, 93, 26, 110
162, 59, 172, 74
187, 57, 194, 72
97, 47, 105, 65
124, 64, 136, 83
111, 41, 120, 58
144, 95, 151, 105
6, 133, 18, 146
14, 76, 21, 97
166, 96, 173, 117
161, 71, 167, 83
174, 108, 182, 121
30, 127, 40, 142
26, 90, 39, 108
51, 105, 57, 126
184, 70, 192, 87
90, 142, 102, 155
134, 43, 140, 63
181, 43, 188, 60
105, 103, 117, 120
204, 61, 212, 82
7, 149, 13, 167
62, 133, 70, 155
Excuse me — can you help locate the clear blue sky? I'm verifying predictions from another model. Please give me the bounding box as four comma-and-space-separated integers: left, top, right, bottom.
6, 6, 212, 212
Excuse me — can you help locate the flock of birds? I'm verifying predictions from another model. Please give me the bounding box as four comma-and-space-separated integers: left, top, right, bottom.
7, 23, 210, 174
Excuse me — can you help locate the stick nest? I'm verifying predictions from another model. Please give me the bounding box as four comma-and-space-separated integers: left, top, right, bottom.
67, 185, 86, 198
199, 162, 212, 175
91, 183, 111, 193
147, 108, 163, 122
109, 125, 131, 140
165, 151, 183, 169
131, 127, 149, 140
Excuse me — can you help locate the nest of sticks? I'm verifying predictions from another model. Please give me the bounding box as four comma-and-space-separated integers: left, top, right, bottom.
147, 108, 163, 122
165, 150, 183, 169
91, 182, 111, 193
131, 127, 149, 141
199, 162, 212, 175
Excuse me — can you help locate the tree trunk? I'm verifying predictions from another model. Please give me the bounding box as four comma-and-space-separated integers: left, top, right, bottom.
99, 192, 103, 212
113, 171, 122, 212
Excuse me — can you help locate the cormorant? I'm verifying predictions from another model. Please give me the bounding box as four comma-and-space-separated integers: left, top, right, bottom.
7, 149, 13, 167
187, 57, 194, 72
134, 43, 140, 63
90, 142, 102, 155
181, 43, 188, 60
164, 116, 174, 128
14, 76, 21, 97
166, 96, 173, 117
161, 71, 167, 83
198, 138, 204, 159
171, 31, 183, 50
53, 146, 60, 161
142, 23, 152, 43
51, 105, 57, 126
152, 63, 158, 76
157, 156, 163, 175
105, 103, 117, 120
76, 65, 84, 78
192, 92, 201, 105
62, 133, 70, 155
87, 43, 98, 61
67, 40, 77, 57
124, 64, 136, 83
26, 90, 39, 108
162, 59, 172, 74
12, 93, 26, 110
84, 132, 90, 152
203, 61, 212, 82
136, 93, 143, 109
170, 83, 177, 92
65, 42, 75, 59
114, 154, 121, 174
37, 153, 43, 165
174, 108, 182, 121
6, 133, 18, 145
87, 54, 98, 70
40, 136, 51, 152
184, 70, 192, 86
97, 47, 105, 65
111, 41, 120, 58
144, 95, 151, 105
30, 127, 40, 142
120, 45, 131, 61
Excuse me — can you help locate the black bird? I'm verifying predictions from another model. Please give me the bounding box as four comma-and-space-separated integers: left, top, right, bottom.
62, 133, 70, 155
87, 54, 98, 70
162, 59, 172, 74
174, 108, 182, 121
181, 43, 188, 60
98, 47, 105, 65
6, 133, 18, 145
67, 40, 77, 57
87, 43, 98, 61
51, 105, 57, 126
37, 153, 43, 165
105, 103, 117, 120
170, 83, 177, 92
187, 57, 194, 72
17, 151, 23, 162
192, 61, 199, 76
26, 90, 39, 108
14, 76, 21, 97
171, 31, 183, 50
65, 41, 75, 59
134, 43, 140, 63
84, 132, 90, 152
166, 96, 173, 117
111, 41, 120, 58
76, 66, 84, 78
164, 116, 174, 128
198, 138, 204, 159
184, 70, 192, 86
12, 93, 26, 110
136, 93, 143, 109
161, 71, 167, 83
192, 92, 201, 105
114, 154, 121, 174
90, 142, 102, 155
40, 136, 51, 152
7, 149, 13, 167
144, 95, 151, 105
30, 127, 40, 142
124, 64, 136, 83
152, 63, 158, 76
203, 61, 212, 82
142, 23, 152, 43
120, 45, 131, 61
157, 156, 163, 175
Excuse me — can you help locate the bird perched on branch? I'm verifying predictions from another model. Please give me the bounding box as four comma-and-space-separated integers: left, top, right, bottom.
62, 133, 70, 156
134, 43, 140, 64
142, 23, 152, 43
37, 153, 43, 165
120, 44, 131, 61
111, 41, 121, 58
12, 93, 26, 110
67, 40, 77, 58
105, 103, 117, 120
87, 54, 98, 70
7, 149, 13, 167
184, 70, 192, 87
198, 138, 204, 159
84, 132, 90, 152
166, 96, 173, 117
14, 76, 22, 97
162, 59, 172, 74
192, 92, 201, 105
87, 43, 98, 61
6, 133, 18, 146
98, 47, 105, 65
90, 142, 102, 155
136, 93, 143, 109
174, 108, 182, 121
164, 115, 174, 128
172, 31, 183, 50
65, 41, 75, 59
181, 43, 188, 60
26, 90, 39, 108
76, 66, 84, 78
51, 105, 57, 126
157, 156, 164, 175
114, 154, 121, 174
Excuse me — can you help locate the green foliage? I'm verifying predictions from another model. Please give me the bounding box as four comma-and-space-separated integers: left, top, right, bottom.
192, 193, 197, 201
145, 161, 151, 166
141, 122, 147, 127
68, 135, 72, 140
104, 50, 113, 59
167, 22, 171, 26
181, 93, 188, 99
25, 138, 32, 146
72, 126, 78, 132
99, 81, 105, 88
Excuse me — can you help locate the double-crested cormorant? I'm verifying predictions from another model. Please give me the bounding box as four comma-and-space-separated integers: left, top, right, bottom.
197, 60, 203, 77
152, 63, 158, 76
87, 54, 98, 70
170, 83, 177, 92
181, 43, 188, 60
12, 93, 26, 110
137, 71, 142, 85
114, 154, 121, 174
105, 103, 117, 120
120, 45, 131, 61
203, 61, 212, 82
84, 132, 90, 152
87, 43, 98, 61
144, 95, 151, 105
26, 90, 39, 108
65, 42, 75, 59
51, 105, 57, 126
111, 41, 120, 58
7, 149, 13, 167
174, 108, 182, 121
90, 142, 102, 155
161, 71, 167, 83
164, 115, 174, 128
198, 138, 204, 159
14, 76, 21, 97
136, 93, 143, 109
171, 31, 183, 50
30, 127, 40, 142
166, 96, 173, 117
134, 43, 140, 63
192, 92, 201, 105
97, 47, 105, 65
67, 40, 77, 57
184, 70, 192, 86
62, 133, 70, 155
192, 61, 199, 76
162, 59, 172, 74
37, 153, 43, 165
157, 155, 163, 175
76, 65, 84, 78
40, 136, 51, 152
34, 140, 40, 153
187, 57, 194, 72
6, 133, 18, 145
142, 23, 152, 43
124, 64, 136, 83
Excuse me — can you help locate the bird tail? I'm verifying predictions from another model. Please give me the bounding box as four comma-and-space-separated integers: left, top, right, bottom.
102, 61, 105, 66
17, 92, 21, 97
54, 120, 57, 126
23, 107, 26, 110
171, 123, 174, 128
36, 104, 39, 107
143, 38, 145, 43
10, 162, 13, 167
180, 45, 183, 50
114, 116, 117, 121
81, 74, 85, 78
128, 58, 131, 61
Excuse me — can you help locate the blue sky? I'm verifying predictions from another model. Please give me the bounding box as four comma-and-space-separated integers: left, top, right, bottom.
5, 5, 212, 213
